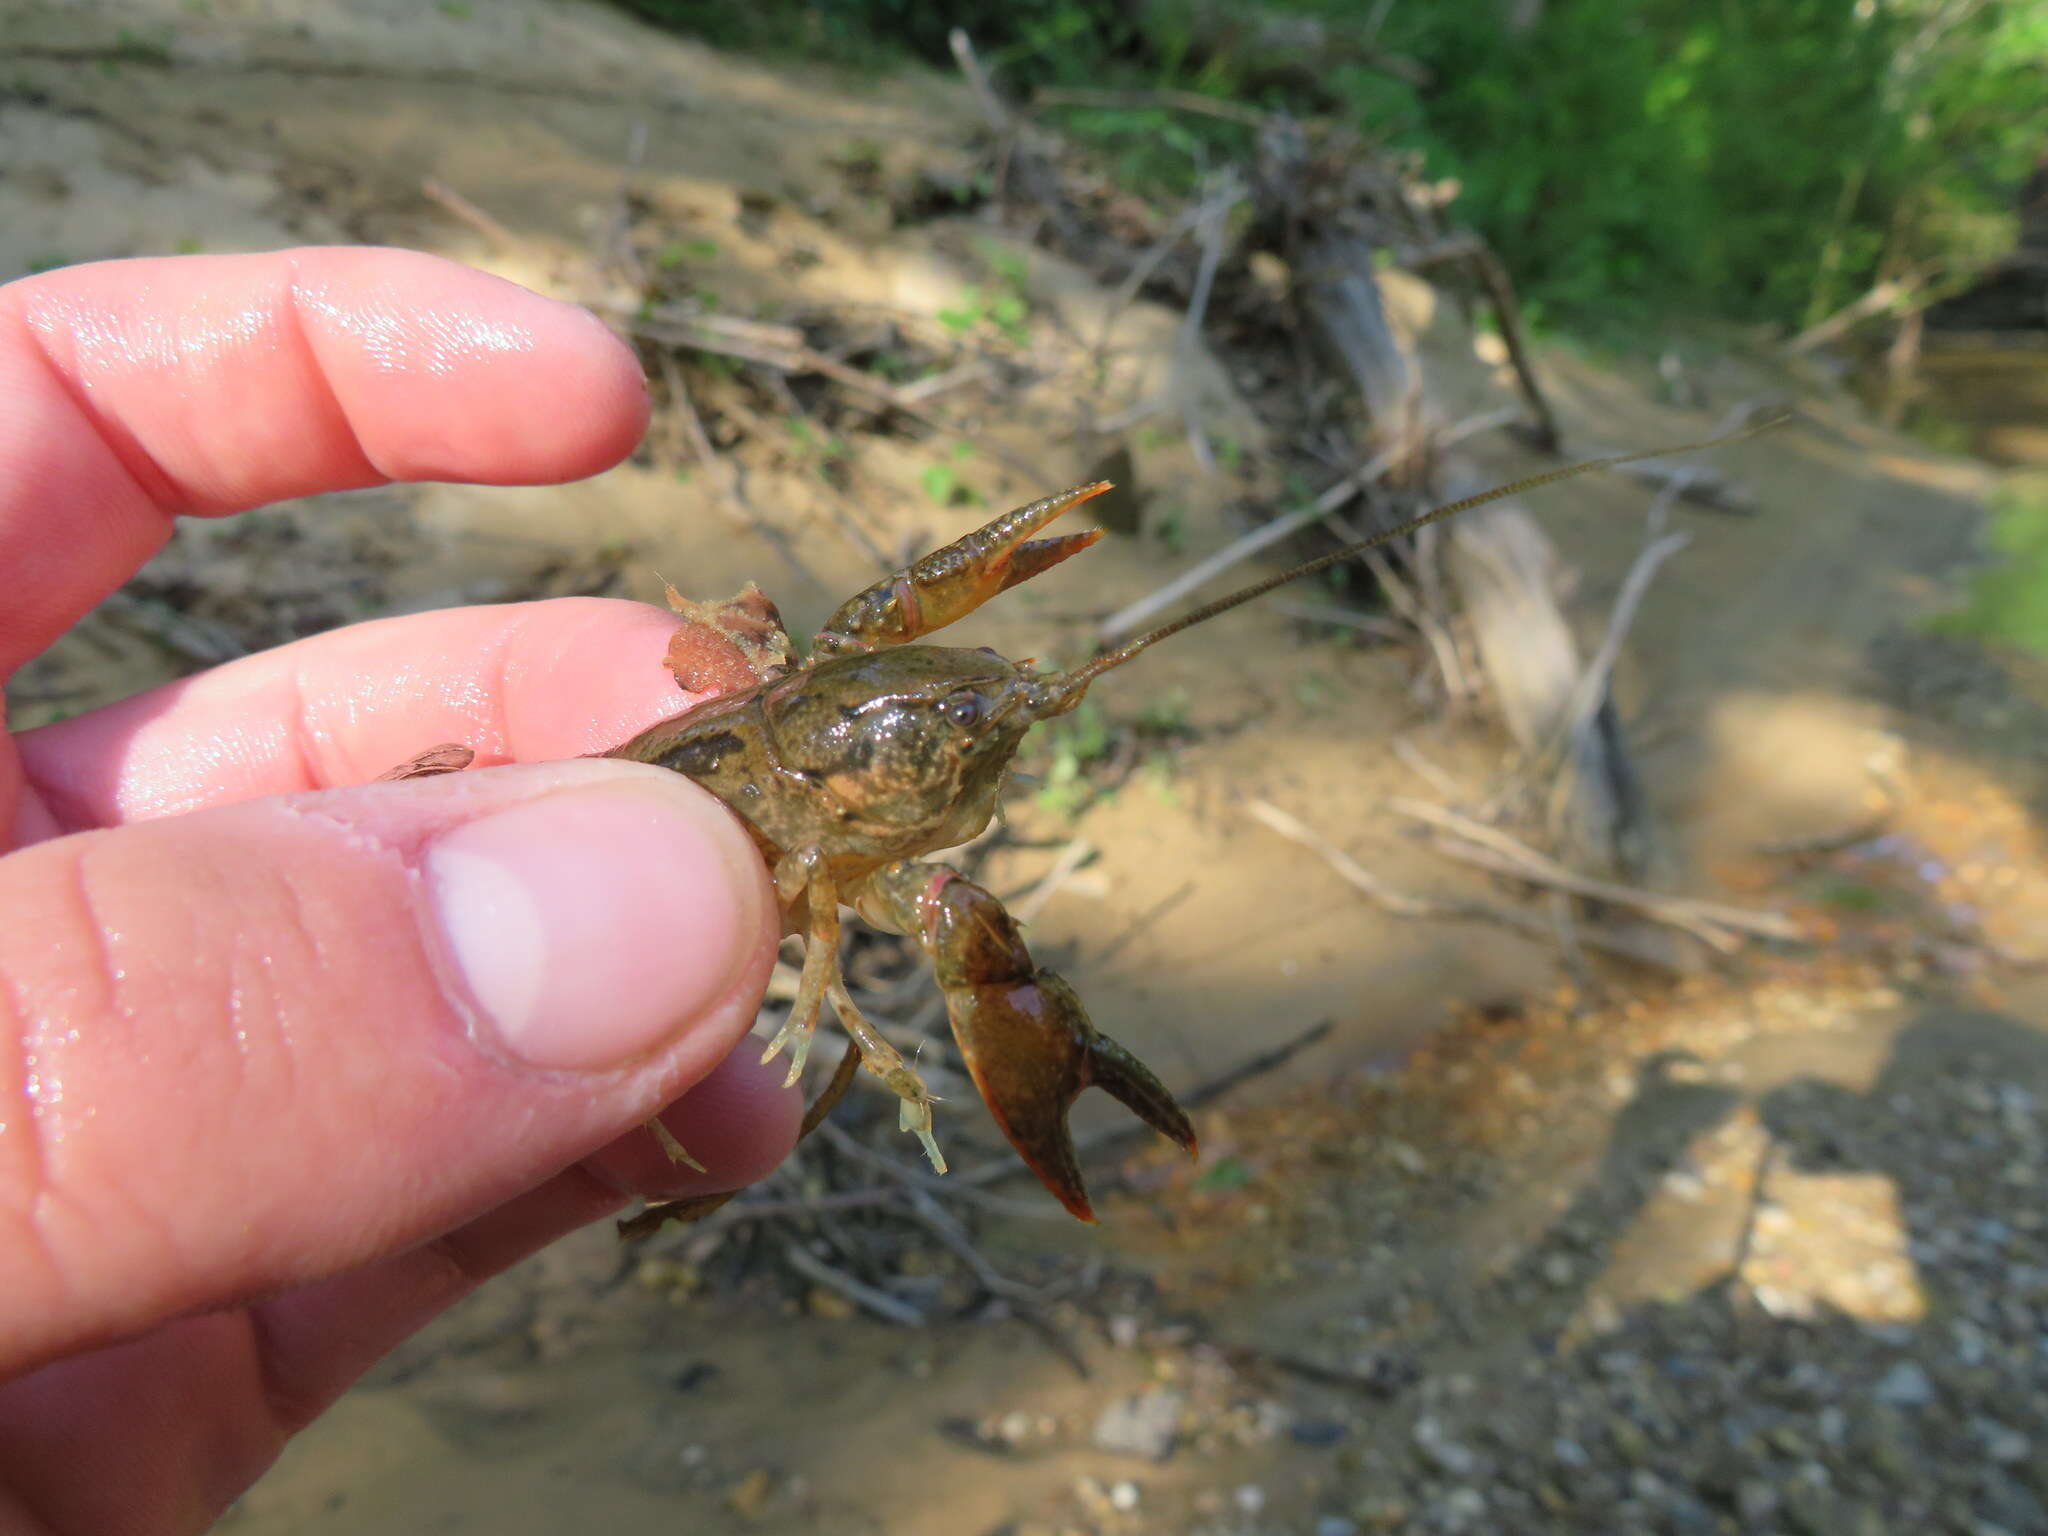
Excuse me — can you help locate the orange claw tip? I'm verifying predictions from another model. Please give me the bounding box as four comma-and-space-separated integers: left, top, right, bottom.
995, 528, 1106, 598
1056, 1188, 1100, 1224
1054, 480, 1113, 506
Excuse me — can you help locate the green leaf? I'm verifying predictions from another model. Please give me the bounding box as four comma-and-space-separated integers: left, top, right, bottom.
1194, 1156, 1253, 1192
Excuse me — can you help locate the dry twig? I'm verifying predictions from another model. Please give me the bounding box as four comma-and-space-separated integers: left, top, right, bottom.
1033, 85, 1269, 128
1558, 525, 1692, 753
1097, 406, 1518, 642
1091, 182, 1232, 369
1786, 277, 1915, 354
1175, 175, 1244, 470
420, 177, 524, 252
612, 300, 1039, 479
1011, 837, 1097, 927
1387, 797, 1802, 949
1244, 799, 1684, 970
782, 1241, 927, 1327
1398, 235, 1561, 452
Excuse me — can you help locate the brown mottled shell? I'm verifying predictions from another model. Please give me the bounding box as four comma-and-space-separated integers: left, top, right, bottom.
660, 582, 794, 695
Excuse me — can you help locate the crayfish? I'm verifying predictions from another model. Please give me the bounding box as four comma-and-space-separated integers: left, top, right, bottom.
392, 425, 1767, 1227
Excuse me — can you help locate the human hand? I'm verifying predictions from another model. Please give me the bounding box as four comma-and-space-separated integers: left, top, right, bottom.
0, 248, 795, 1535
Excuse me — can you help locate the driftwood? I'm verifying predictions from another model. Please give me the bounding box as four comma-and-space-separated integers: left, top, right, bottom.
1286, 221, 1679, 886
1298, 230, 1423, 453
1246, 799, 1691, 971
1437, 481, 1659, 881
1387, 797, 1802, 948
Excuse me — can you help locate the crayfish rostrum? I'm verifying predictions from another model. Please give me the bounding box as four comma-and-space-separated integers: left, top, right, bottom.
392, 425, 1768, 1227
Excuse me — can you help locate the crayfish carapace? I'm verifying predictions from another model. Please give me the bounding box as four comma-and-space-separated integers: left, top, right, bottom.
397, 423, 1772, 1227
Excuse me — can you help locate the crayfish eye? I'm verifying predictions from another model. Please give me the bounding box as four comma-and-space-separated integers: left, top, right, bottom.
941, 691, 986, 729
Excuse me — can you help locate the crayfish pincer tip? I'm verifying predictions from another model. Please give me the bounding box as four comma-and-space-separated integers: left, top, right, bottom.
1085, 1029, 1198, 1159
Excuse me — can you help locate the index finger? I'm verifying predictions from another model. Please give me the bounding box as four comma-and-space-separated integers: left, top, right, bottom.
0, 247, 649, 677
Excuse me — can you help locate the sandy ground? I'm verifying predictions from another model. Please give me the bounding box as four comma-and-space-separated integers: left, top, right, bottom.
7, 3, 2046, 1533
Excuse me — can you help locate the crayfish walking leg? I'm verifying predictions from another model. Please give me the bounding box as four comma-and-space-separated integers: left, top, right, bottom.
851, 860, 1197, 1221
760, 847, 947, 1169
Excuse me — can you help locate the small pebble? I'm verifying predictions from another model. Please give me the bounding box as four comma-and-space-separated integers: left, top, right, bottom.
1873, 1360, 1936, 1407
1092, 1389, 1184, 1462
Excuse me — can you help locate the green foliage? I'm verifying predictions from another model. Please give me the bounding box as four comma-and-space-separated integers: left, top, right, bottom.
785, 416, 851, 478
1194, 1154, 1254, 1192
615, 0, 1126, 65
1034, 697, 1117, 816
610, 0, 2045, 331
1358, 0, 2045, 327
1292, 671, 1340, 710
656, 237, 721, 269
1136, 686, 1193, 734
1934, 474, 2048, 655
1819, 878, 1888, 912
937, 244, 1034, 344
921, 442, 983, 507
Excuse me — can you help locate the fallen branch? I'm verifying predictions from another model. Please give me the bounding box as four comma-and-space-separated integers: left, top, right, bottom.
782, 1241, 927, 1327
1176, 176, 1244, 471
1328, 509, 1475, 705
1387, 797, 1803, 948
1398, 235, 1561, 453
420, 176, 524, 252
1266, 599, 1406, 642
1617, 457, 1760, 515
1559, 524, 1692, 756
653, 351, 825, 595
611, 300, 1041, 479
1086, 161, 1250, 374
894, 358, 996, 405
1245, 799, 1685, 969
1786, 277, 1914, 354
1033, 85, 1270, 129
1389, 734, 1471, 802
1181, 1017, 1333, 1107
1097, 406, 1518, 642
948, 28, 1087, 250
1011, 837, 1097, 927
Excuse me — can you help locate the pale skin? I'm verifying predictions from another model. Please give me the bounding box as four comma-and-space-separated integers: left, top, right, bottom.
0, 248, 798, 1535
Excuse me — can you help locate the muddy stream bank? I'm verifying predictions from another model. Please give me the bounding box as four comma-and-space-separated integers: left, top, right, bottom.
8, 3, 2047, 1532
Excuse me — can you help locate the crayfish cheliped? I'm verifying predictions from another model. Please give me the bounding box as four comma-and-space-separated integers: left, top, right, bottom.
391, 424, 1770, 1228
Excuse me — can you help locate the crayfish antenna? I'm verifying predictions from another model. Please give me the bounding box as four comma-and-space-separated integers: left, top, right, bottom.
1028, 416, 1789, 719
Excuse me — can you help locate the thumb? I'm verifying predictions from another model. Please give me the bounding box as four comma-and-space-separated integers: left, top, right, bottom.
0, 758, 779, 1375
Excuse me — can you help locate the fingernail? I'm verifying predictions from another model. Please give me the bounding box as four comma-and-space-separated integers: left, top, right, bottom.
422, 774, 768, 1070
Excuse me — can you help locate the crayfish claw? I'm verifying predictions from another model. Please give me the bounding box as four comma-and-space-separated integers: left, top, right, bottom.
985, 1086, 1096, 1224
812, 482, 1113, 654
854, 859, 1196, 1222
1080, 1012, 1200, 1159
985, 975, 1198, 1224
